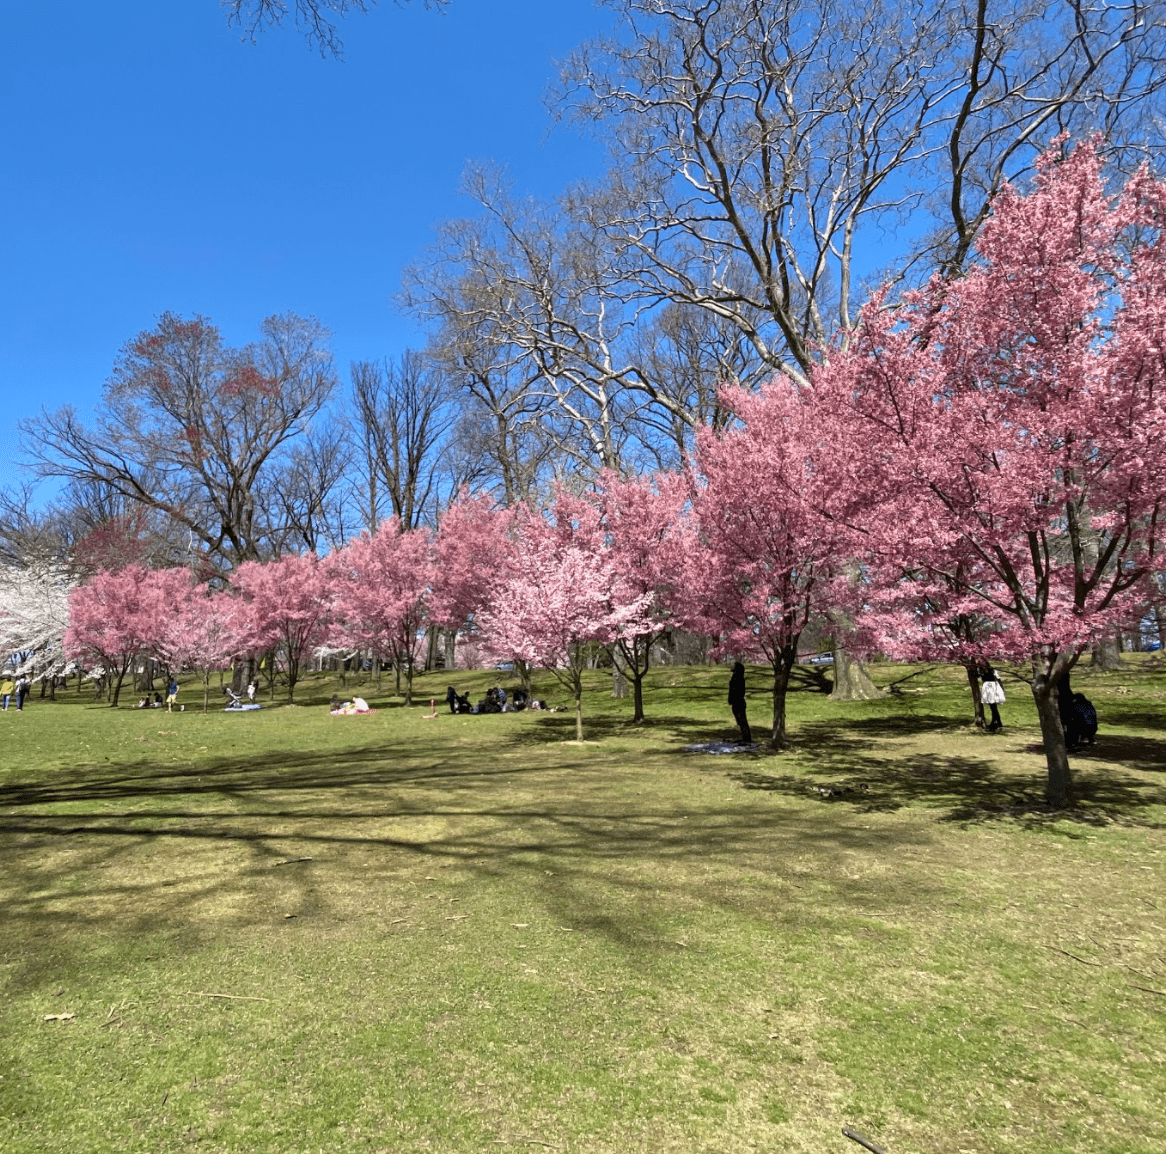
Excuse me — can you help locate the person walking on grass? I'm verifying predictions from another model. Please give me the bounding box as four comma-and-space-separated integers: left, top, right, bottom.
728, 661, 752, 745
1, 675, 13, 711
14, 674, 30, 712
980, 665, 1005, 732
166, 677, 179, 713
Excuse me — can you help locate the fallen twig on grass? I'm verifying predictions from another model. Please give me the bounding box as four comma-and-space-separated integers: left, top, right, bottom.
273, 856, 313, 866
1131, 984, 1166, 998
1043, 945, 1102, 967
188, 992, 270, 1001
843, 1128, 887, 1154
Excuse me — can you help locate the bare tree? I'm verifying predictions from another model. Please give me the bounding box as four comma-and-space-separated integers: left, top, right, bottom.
629, 301, 765, 467
408, 245, 585, 501
222, 0, 447, 57
349, 351, 458, 530
407, 170, 734, 477
22, 312, 338, 576
558, 0, 1166, 379
267, 423, 351, 553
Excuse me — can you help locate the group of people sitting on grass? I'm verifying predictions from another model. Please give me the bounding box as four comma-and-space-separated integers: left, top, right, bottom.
330, 694, 371, 715
446, 685, 548, 714
135, 678, 181, 712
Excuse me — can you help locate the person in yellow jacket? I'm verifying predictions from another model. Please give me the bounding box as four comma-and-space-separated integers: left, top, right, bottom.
0, 676, 13, 711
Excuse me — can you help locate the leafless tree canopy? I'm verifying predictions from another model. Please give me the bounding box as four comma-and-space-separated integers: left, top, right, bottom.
221, 0, 447, 56
349, 351, 457, 531
403, 1, 1166, 478
22, 313, 338, 575
556, 0, 1166, 381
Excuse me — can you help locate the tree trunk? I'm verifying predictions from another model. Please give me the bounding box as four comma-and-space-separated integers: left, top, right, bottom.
631, 671, 645, 723
965, 663, 986, 727
1090, 633, 1123, 670
574, 690, 584, 741
1032, 670, 1073, 807
611, 665, 627, 698
444, 629, 456, 671
769, 643, 798, 749
829, 646, 885, 700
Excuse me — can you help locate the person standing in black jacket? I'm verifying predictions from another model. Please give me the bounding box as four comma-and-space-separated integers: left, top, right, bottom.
728, 662, 752, 744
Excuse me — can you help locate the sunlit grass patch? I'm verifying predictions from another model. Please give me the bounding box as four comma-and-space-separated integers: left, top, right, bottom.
1, 659, 1164, 1152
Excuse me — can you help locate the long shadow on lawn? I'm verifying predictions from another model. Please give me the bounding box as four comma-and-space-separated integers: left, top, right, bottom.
0, 726, 934, 991
725, 715, 1166, 828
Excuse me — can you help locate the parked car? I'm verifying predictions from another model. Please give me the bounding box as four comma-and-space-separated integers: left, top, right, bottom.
803, 652, 834, 665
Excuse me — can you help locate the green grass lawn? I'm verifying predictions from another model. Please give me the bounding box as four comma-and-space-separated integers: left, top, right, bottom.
2, 658, 1164, 1154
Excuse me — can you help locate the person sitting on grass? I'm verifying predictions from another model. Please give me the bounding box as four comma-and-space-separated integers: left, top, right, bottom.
1066, 692, 1098, 749
330, 696, 371, 715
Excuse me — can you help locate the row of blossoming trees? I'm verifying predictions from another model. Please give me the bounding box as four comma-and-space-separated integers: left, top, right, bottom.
61, 145, 1166, 806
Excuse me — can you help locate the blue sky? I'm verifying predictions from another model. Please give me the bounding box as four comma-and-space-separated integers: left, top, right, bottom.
0, 0, 612, 485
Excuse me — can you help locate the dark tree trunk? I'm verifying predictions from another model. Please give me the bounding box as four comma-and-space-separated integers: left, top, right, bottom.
110, 666, 128, 707
444, 629, 456, 671
965, 663, 986, 727
613, 634, 654, 723
829, 646, 885, 701
769, 642, 799, 749
1032, 670, 1073, 807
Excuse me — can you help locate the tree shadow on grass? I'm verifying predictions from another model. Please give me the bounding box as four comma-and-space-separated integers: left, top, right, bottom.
0, 728, 943, 992
505, 711, 733, 749
724, 716, 1166, 828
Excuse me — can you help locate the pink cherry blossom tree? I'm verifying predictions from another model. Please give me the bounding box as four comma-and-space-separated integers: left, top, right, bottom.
687, 379, 849, 748
327, 519, 432, 704
64, 565, 167, 706
233, 552, 331, 702
818, 141, 1166, 806
479, 495, 654, 741
155, 577, 241, 712
595, 469, 689, 723
429, 491, 513, 668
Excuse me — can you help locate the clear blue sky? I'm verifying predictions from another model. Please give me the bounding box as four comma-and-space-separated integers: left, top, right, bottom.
0, 0, 611, 484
